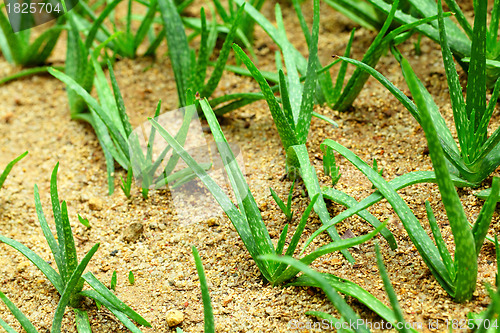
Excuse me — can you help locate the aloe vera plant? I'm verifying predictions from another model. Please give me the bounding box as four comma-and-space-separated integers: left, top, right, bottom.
0, 164, 150, 332
0, 151, 27, 192
191, 247, 215, 333
0, 5, 64, 67
150, 98, 385, 284
232, 0, 398, 263
80, 0, 163, 59
339, 0, 500, 186
181, 0, 259, 58
309, 63, 500, 301
158, 0, 259, 111
50, 60, 201, 196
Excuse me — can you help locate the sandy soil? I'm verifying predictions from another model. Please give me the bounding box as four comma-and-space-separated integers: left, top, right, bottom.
0, 0, 498, 332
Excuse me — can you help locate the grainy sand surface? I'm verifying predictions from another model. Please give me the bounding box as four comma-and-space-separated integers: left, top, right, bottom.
0, 0, 498, 331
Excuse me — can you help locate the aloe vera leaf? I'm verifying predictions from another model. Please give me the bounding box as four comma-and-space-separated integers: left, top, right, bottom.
425, 201, 455, 279
0, 234, 65, 294
308, 171, 472, 250
397, 56, 460, 157
158, 0, 191, 107
201, 4, 245, 98
233, 44, 299, 151
464, 0, 487, 159
472, 177, 500, 255
375, 244, 413, 333
333, 0, 400, 111
0, 292, 39, 333
49, 68, 130, 166
295, 0, 319, 143
34, 184, 64, 282
290, 271, 417, 333
333, 29, 356, 103
108, 61, 133, 138
475, 77, 500, 161
405, 33, 476, 301
275, 4, 302, 119
85, 0, 121, 49
49, 164, 69, 284
74, 308, 91, 333
61, 201, 78, 280
0, 7, 16, 63
0, 151, 27, 189
91, 58, 126, 140
133, 0, 157, 54
201, 99, 276, 271
82, 272, 151, 326
291, 0, 335, 106
323, 0, 381, 31
338, 56, 470, 177
0, 317, 22, 333
366, 0, 470, 59
82, 289, 147, 332
192, 247, 215, 333
289, 144, 355, 263
271, 194, 318, 280
65, 14, 93, 117
233, 0, 307, 70
276, 224, 289, 256
51, 244, 99, 332
443, 0, 473, 39
488, 0, 500, 56
162, 105, 196, 178
191, 8, 210, 92
276, 221, 386, 285
322, 187, 396, 250
25, 25, 63, 65
278, 70, 295, 132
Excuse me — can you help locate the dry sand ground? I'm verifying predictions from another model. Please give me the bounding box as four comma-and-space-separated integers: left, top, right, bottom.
0, 0, 498, 331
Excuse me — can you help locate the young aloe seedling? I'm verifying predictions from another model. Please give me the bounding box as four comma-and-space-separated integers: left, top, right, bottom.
50, 61, 202, 197
233, 0, 396, 262
0, 5, 63, 67
120, 165, 134, 199
77, 214, 90, 228
150, 98, 385, 284
0, 151, 27, 191
110, 271, 117, 291
232, 0, 445, 111
330, 0, 500, 87
82, 0, 163, 58
270, 181, 295, 222
158, 0, 258, 112
191, 247, 215, 333
0, 164, 150, 331
128, 271, 135, 285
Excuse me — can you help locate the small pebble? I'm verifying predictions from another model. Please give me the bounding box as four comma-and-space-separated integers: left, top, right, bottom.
207, 218, 218, 227
88, 197, 104, 211
122, 223, 144, 243
166, 309, 184, 327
